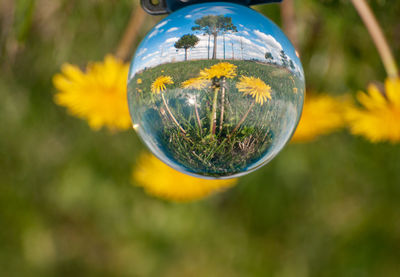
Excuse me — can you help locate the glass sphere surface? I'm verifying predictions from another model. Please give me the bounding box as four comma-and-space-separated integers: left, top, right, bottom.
128, 2, 305, 179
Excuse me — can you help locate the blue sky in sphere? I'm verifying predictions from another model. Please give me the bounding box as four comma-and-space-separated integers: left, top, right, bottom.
129, 2, 303, 79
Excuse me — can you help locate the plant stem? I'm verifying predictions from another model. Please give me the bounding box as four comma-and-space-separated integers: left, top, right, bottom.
115, 6, 147, 61
212, 32, 218, 60
281, 0, 298, 49
210, 85, 219, 135
230, 101, 255, 136
206, 137, 228, 161
194, 96, 202, 135
351, 0, 398, 78
219, 77, 226, 133
208, 34, 211, 60
161, 93, 186, 135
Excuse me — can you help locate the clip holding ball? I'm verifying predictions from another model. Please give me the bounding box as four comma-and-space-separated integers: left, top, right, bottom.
141, 0, 282, 15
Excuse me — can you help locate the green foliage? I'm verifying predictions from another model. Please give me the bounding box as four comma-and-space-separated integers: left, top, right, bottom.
13, 0, 35, 42
280, 50, 289, 67
192, 15, 237, 59
174, 34, 199, 61
289, 59, 295, 70
174, 34, 199, 50
265, 51, 273, 61
191, 15, 237, 34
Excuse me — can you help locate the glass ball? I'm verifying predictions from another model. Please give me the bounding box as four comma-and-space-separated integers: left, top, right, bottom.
128, 2, 305, 179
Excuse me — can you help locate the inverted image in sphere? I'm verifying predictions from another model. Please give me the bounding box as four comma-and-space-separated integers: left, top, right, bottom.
128, 3, 305, 178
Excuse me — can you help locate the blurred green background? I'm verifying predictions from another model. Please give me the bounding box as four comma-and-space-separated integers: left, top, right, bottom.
1, 0, 400, 276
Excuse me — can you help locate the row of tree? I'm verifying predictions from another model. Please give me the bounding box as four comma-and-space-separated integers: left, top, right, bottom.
174, 15, 237, 61
265, 50, 296, 70
173, 14, 296, 70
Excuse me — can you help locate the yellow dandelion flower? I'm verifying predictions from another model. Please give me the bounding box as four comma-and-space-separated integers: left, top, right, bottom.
151, 75, 174, 94
181, 77, 211, 90
133, 152, 237, 202
346, 78, 400, 143
53, 55, 131, 130
136, 78, 142, 84
236, 76, 272, 105
293, 87, 298, 94
200, 62, 237, 79
291, 94, 349, 143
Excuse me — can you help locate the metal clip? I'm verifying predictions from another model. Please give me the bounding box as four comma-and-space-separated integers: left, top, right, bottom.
141, 0, 282, 15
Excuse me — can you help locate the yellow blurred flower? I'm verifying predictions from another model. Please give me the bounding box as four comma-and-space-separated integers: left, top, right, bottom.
133, 152, 237, 202
236, 76, 271, 105
151, 75, 173, 94
53, 55, 131, 131
181, 77, 211, 90
200, 62, 237, 79
136, 78, 142, 84
291, 94, 348, 142
346, 78, 400, 143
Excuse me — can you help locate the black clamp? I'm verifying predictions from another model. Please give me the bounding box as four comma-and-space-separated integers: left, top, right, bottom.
141, 0, 282, 15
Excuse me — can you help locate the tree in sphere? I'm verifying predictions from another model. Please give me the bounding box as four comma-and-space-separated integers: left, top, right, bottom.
192, 15, 237, 60
174, 34, 200, 61
265, 52, 273, 63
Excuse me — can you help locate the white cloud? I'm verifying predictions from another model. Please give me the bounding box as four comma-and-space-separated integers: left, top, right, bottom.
148, 29, 159, 39
166, 27, 179, 33
225, 34, 252, 46
238, 24, 250, 32
223, 33, 281, 61
195, 34, 211, 48
190, 6, 236, 17
136, 47, 147, 57
142, 50, 160, 60
253, 30, 283, 50
155, 19, 170, 29
164, 37, 179, 44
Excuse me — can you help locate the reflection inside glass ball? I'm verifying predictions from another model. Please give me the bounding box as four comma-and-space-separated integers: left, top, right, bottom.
128, 2, 305, 178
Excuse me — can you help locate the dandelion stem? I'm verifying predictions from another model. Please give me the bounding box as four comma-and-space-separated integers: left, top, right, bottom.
210, 85, 219, 135
219, 77, 226, 133
194, 96, 202, 135
351, 0, 398, 78
115, 6, 147, 61
230, 101, 255, 136
161, 93, 187, 134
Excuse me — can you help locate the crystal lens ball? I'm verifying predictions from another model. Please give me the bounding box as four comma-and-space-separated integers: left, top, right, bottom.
128, 2, 305, 179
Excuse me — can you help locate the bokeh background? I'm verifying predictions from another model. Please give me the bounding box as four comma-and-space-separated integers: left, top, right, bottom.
1, 0, 400, 276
